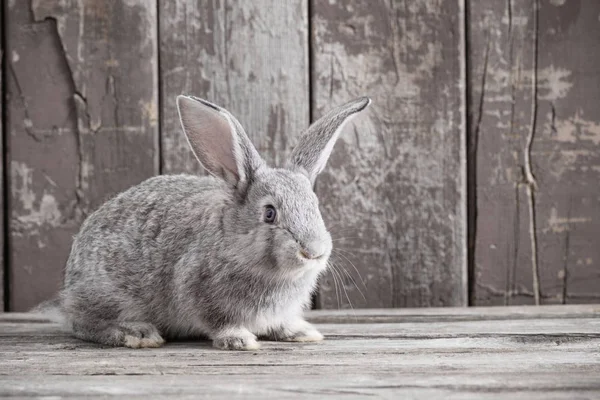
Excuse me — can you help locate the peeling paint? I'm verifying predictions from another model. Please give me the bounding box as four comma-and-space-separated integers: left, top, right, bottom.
501, 15, 528, 28
161, 0, 309, 173
141, 101, 159, 128
537, 66, 573, 101
483, 66, 572, 102
546, 208, 591, 233
314, 0, 465, 308
11, 161, 63, 230
6, 0, 160, 310
553, 111, 600, 145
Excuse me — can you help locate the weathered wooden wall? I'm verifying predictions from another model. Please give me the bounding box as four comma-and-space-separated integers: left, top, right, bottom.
468, 0, 600, 306
312, 0, 467, 308
5, 1, 158, 311
159, 0, 309, 173
1, 0, 598, 311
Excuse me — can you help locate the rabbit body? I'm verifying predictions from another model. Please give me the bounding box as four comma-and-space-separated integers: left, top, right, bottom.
64, 173, 322, 349
59, 95, 370, 350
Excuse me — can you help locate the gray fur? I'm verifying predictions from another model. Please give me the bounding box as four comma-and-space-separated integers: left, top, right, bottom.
289, 97, 371, 184
50, 95, 370, 350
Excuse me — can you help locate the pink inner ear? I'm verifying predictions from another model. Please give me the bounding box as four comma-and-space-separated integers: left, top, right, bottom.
180, 101, 240, 182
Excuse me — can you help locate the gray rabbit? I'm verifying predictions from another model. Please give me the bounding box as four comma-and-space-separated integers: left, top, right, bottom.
53, 95, 370, 350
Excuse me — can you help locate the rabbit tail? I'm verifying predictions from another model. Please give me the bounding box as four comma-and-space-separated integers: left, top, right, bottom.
30, 295, 66, 324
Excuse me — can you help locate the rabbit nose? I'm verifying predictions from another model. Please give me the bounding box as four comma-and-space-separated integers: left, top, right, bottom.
299, 241, 328, 260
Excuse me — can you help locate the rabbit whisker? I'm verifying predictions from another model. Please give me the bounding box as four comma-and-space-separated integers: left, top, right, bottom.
328, 262, 342, 310
331, 249, 367, 290
331, 237, 364, 242
335, 260, 367, 304
328, 262, 357, 320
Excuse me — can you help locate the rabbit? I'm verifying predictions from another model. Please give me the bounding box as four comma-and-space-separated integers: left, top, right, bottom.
54, 94, 371, 350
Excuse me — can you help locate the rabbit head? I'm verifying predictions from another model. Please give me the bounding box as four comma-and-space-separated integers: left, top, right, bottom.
177, 95, 371, 276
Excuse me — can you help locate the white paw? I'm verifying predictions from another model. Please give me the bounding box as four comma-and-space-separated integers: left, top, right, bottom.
287, 329, 324, 342
124, 334, 165, 349
213, 336, 260, 351
212, 327, 260, 351
273, 319, 325, 342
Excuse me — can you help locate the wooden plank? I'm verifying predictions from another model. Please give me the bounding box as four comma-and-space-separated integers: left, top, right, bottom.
469, 1, 600, 305
1, 307, 599, 398
5, 1, 159, 311
1, 373, 600, 400
3, 316, 600, 338
307, 304, 600, 323
3, 304, 600, 324
1, 334, 600, 371
159, 0, 309, 173
312, 0, 467, 308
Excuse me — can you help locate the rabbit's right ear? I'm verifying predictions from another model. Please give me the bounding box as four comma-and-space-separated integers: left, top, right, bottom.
287, 97, 371, 184
177, 95, 264, 188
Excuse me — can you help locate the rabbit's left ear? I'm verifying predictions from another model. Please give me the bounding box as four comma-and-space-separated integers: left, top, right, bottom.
287, 97, 371, 184
177, 95, 264, 189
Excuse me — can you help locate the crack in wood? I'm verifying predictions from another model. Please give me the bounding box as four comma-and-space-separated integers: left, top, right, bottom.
561, 195, 572, 304
223, 0, 232, 103
72, 93, 89, 221
510, 184, 520, 305
8, 63, 42, 142
476, 281, 537, 299
469, 34, 489, 305
507, 0, 513, 37
388, 0, 402, 85
524, 0, 540, 305
30, 3, 91, 219
550, 103, 557, 135
526, 187, 540, 304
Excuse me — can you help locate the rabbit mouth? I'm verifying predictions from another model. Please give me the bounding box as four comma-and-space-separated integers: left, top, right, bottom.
295, 250, 330, 271
298, 249, 327, 261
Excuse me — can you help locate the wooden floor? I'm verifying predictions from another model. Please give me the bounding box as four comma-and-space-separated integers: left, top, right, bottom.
1, 305, 599, 399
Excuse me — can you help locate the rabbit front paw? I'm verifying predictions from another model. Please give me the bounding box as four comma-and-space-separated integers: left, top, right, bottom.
269, 319, 324, 342
212, 327, 260, 351
121, 322, 166, 349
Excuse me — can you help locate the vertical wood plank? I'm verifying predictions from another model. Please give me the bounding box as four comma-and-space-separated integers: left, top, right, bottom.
159, 1, 309, 173
468, 0, 538, 306
469, 0, 600, 305
312, 0, 467, 308
6, 1, 158, 311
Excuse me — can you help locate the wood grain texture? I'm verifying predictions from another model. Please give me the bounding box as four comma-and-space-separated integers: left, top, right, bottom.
1, 306, 599, 399
6, 0, 158, 311
306, 303, 600, 323
312, 0, 467, 308
159, 0, 309, 173
469, 0, 600, 305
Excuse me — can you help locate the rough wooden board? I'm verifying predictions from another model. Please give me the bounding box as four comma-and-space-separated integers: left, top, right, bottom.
2, 372, 598, 400
306, 303, 600, 323
312, 0, 467, 308
6, 304, 600, 324
469, 1, 600, 306
2, 373, 600, 400
3, 316, 600, 338
159, 0, 309, 174
533, 1, 600, 304
1, 306, 599, 399
6, 0, 159, 311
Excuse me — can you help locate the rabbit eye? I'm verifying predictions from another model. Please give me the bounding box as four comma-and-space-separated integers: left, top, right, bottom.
264, 205, 277, 223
